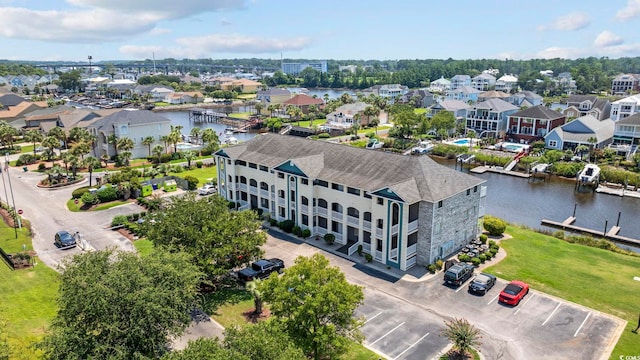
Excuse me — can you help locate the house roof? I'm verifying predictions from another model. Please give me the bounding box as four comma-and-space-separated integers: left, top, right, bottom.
497, 74, 518, 82
510, 105, 564, 119
283, 94, 324, 106
612, 93, 640, 105
472, 98, 518, 112
0, 101, 46, 121
553, 115, 614, 143
87, 109, 171, 132
0, 93, 27, 107
479, 90, 510, 99
453, 86, 481, 94
566, 95, 597, 104
58, 108, 102, 129
218, 134, 485, 203
615, 112, 640, 125
434, 99, 470, 112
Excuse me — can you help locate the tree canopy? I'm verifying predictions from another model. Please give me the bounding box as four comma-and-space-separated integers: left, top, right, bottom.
260, 254, 364, 360
40, 249, 202, 360
142, 194, 266, 282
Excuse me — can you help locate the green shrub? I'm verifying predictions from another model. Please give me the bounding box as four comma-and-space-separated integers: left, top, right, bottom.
458, 253, 470, 262
137, 197, 148, 207
427, 264, 437, 274
279, 220, 295, 233
364, 253, 373, 262
471, 257, 481, 266
111, 215, 128, 227
159, 153, 172, 163
80, 192, 99, 205
269, 218, 278, 226
195, 161, 203, 168
228, 201, 237, 209
483, 216, 506, 236
183, 175, 199, 190
292, 225, 302, 236
301, 229, 311, 238
324, 233, 335, 245
357, 244, 363, 256
478, 254, 487, 263
488, 240, 497, 247
484, 251, 493, 260
479, 234, 488, 244
97, 186, 118, 202
318, 133, 330, 139
72, 187, 91, 199
16, 154, 37, 166
38, 163, 46, 171
435, 259, 444, 270
553, 230, 565, 240
489, 248, 498, 256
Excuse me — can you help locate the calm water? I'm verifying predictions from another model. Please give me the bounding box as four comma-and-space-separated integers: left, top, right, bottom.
285, 88, 356, 100
160, 111, 258, 143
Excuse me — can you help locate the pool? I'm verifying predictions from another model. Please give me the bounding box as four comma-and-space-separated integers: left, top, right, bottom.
497, 142, 529, 153
176, 143, 202, 151
453, 139, 470, 145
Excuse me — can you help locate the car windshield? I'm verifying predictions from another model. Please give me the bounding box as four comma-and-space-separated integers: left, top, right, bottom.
473, 276, 488, 285
504, 284, 522, 295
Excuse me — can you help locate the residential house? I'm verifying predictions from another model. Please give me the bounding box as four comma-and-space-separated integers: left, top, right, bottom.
506, 105, 565, 144
447, 86, 481, 104
364, 84, 409, 104
214, 134, 486, 271
478, 90, 510, 102
396, 89, 435, 108
220, 78, 263, 93
609, 113, 640, 158
509, 91, 543, 108
256, 88, 292, 106
450, 75, 471, 90
427, 99, 469, 120
555, 72, 577, 94
428, 77, 451, 93
88, 110, 172, 159
465, 98, 519, 138
164, 91, 204, 105
326, 102, 370, 128
471, 73, 496, 91
495, 74, 518, 93
0, 95, 47, 123
544, 115, 614, 151
23, 106, 75, 129
611, 73, 640, 95
563, 95, 611, 121
282, 94, 324, 114
610, 94, 640, 121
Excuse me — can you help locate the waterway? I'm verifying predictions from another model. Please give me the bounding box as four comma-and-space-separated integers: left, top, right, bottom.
160, 111, 258, 143
285, 87, 356, 100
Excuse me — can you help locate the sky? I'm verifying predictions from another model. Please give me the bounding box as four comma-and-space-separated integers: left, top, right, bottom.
1, 0, 640, 62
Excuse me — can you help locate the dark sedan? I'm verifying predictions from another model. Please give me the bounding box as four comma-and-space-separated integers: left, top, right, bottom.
55, 230, 76, 249
468, 273, 497, 295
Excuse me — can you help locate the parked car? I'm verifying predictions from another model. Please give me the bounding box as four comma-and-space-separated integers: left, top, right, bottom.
237, 258, 285, 283
499, 280, 530, 306
468, 273, 497, 295
443, 263, 475, 287
197, 184, 217, 195
55, 230, 76, 249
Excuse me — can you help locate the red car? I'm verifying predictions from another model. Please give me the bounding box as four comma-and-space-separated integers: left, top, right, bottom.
498, 280, 529, 306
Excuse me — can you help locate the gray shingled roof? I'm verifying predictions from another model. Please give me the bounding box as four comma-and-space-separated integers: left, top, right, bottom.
616, 112, 640, 125
87, 110, 171, 131
219, 134, 485, 203
566, 95, 597, 104
0, 94, 27, 107
473, 98, 518, 112
511, 105, 564, 119
556, 115, 614, 143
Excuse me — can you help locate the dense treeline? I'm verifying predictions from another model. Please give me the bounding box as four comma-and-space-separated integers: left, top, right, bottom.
0, 63, 47, 77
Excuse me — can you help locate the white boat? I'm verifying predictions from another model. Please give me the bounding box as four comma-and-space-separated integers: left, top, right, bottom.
224, 128, 235, 135
413, 141, 434, 154
224, 136, 239, 145
578, 163, 600, 183
366, 139, 383, 149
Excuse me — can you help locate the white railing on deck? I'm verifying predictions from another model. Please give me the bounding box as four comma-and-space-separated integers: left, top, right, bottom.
249, 186, 257, 195
375, 228, 383, 238
260, 189, 269, 198
316, 207, 327, 216
363, 220, 371, 230
407, 243, 417, 256
408, 220, 418, 233
301, 204, 309, 214
375, 250, 383, 261
406, 256, 417, 268
238, 183, 247, 191
347, 216, 359, 226
348, 242, 360, 256
332, 211, 342, 221
277, 198, 285, 206
390, 248, 398, 259
391, 224, 399, 234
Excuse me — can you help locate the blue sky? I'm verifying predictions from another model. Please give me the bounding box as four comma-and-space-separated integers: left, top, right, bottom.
1, 0, 640, 62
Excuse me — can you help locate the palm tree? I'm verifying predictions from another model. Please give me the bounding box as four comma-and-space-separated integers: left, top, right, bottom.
201, 128, 219, 149
254, 102, 264, 116
467, 130, 477, 150
141, 136, 155, 157
286, 105, 303, 126
70, 141, 91, 160
24, 129, 44, 157
586, 136, 598, 162
189, 128, 201, 145
323, 93, 330, 104
42, 135, 60, 165
352, 113, 361, 137
183, 151, 196, 168
160, 135, 170, 154
440, 318, 482, 358
68, 127, 90, 144
152, 144, 164, 164
83, 156, 101, 187
100, 153, 110, 168
61, 152, 74, 177
370, 117, 380, 135
167, 128, 182, 153
107, 134, 119, 158
48, 126, 67, 150
116, 137, 135, 166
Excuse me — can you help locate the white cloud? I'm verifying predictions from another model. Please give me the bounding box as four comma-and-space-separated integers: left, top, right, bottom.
149, 28, 172, 36
616, 0, 640, 21
594, 31, 624, 47
535, 47, 587, 59
537, 12, 590, 31
66, 0, 247, 19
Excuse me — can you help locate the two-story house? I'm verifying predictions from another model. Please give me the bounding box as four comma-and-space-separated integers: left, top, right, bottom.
255, 88, 292, 107
326, 102, 370, 128
214, 134, 486, 271
427, 99, 469, 120
447, 86, 481, 104
544, 115, 614, 152
611, 73, 640, 95
610, 94, 640, 121
471, 73, 496, 91
450, 75, 471, 90
465, 98, 519, 138
506, 105, 565, 144
509, 91, 543, 108
563, 95, 611, 121
495, 74, 518, 93
428, 77, 451, 93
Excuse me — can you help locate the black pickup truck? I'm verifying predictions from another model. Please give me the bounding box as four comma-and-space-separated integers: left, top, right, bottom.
237, 258, 285, 282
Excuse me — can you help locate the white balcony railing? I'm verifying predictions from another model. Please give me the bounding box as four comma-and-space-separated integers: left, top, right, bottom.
259, 189, 269, 198
331, 211, 342, 221
391, 224, 399, 234
237, 183, 247, 192
348, 242, 360, 256
277, 198, 285, 206
347, 215, 359, 226
363, 220, 371, 230
407, 243, 417, 256
406, 256, 417, 268
375, 250, 383, 261
314, 227, 327, 236
334, 233, 343, 243
375, 228, 383, 238
362, 243, 372, 254
408, 220, 418, 233
301, 204, 309, 214
316, 207, 327, 216
390, 248, 398, 259
249, 186, 258, 195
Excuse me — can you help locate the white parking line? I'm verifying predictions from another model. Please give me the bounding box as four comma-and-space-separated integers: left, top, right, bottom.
364, 312, 383, 324
514, 293, 535, 315
542, 303, 561, 326
455, 284, 467, 293
574, 312, 591, 337
393, 332, 429, 360
487, 294, 499, 305
368, 322, 405, 346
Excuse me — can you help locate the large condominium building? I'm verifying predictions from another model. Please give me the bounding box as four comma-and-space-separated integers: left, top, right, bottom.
215, 134, 486, 271
281, 61, 328, 75
610, 94, 640, 121
611, 73, 640, 95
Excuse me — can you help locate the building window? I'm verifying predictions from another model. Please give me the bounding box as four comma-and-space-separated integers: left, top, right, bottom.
438, 201, 443, 208
347, 187, 360, 196
347, 207, 359, 218
392, 203, 400, 226
260, 182, 269, 190
279, 206, 285, 218
318, 216, 327, 229
474, 186, 478, 192
260, 198, 269, 209
302, 214, 309, 226
408, 203, 419, 222
301, 196, 309, 205
391, 235, 398, 250
331, 183, 344, 192
407, 232, 418, 247
249, 162, 257, 169
250, 179, 257, 187
364, 192, 372, 199
227, 159, 231, 165
259, 165, 268, 172
315, 179, 328, 187
240, 192, 247, 201
278, 190, 285, 198
236, 160, 246, 166
548, 140, 557, 147
331, 202, 343, 213
331, 221, 342, 234
467, 189, 470, 196
301, 178, 308, 185
364, 212, 372, 222
277, 172, 284, 179
377, 197, 384, 205
317, 198, 327, 208
239, 176, 247, 184
377, 219, 383, 229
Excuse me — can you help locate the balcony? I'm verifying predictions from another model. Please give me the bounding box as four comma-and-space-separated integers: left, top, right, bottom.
374, 250, 383, 262
331, 211, 343, 221
391, 224, 399, 234
316, 207, 328, 216
301, 204, 309, 214
249, 186, 258, 195
390, 248, 398, 259
407, 243, 417, 256
406, 256, 417, 268
237, 183, 247, 192
277, 198, 285, 206
259, 189, 269, 198
363, 220, 372, 230
347, 215, 359, 226
361, 243, 372, 254
408, 220, 418, 233
375, 228, 383, 238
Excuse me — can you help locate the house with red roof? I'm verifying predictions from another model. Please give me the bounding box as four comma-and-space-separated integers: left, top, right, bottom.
282, 94, 324, 114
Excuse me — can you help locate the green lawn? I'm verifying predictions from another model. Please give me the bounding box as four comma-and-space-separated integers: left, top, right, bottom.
169, 165, 217, 186
236, 94, 256, 100
19, 144, 35, 154
132, 238, 154, 257
484, 226, 640, 359
228, 112, 251, 119
0, 223, 59, 360
286, 119, 327, 128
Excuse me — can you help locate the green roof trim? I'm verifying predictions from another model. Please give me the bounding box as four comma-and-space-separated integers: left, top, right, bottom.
274, 160, 307, 177
371, 188, 404, 202
215, 149, 229, 158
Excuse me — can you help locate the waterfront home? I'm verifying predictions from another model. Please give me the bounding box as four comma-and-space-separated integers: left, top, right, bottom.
611, 73, 640, 95
219, 78, 263, 93
0, 95, 47, 123
164, 91, 204, 104
282, 94, 324, 114
428, 76, 451, 93
544, 114, 614, 151
610, 113, 640, 159
610, 93, 640, 121
214, 134, 486, 271
506, 105, 565, 144
465, 98, 519, 139
478, 90, 511, 103
509, 91, 543, 107
396, 89, 435, 108
446, 86, 481, 104
427, 99, 469, 120
23, 106, 75, 129
450, 75, 471, 90
87, 110, 171, 160
363, 84, 409, 104
495, 74, 518, 93
326, 102, 370, 128
563, 95, 611, 121
255, 88, 292, 107
471, 73, 496, 92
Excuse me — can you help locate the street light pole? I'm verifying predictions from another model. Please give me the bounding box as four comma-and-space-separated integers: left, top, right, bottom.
88, 55, 92, 76
3, 153, 19, 238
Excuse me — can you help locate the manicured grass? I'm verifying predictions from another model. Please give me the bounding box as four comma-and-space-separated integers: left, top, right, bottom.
169, 165, 217, 186
414, 108, 427, 115
286, 119, 327, 128
0, 222, 59, 360
132, 239, 154, 257
483, 225, 640, 359
19, 144, 35, 154
236, 94, 256, 100
228, 112, 251, 119
65, 198, 130, 212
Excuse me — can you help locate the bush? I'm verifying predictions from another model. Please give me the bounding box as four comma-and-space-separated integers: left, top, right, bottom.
111, 215, 128, 227
292, 225, 302, 236
195, 161, 203, 168
159, 153, 172, 163
427, 264, 437, 274
228, 201, 237, 209
488, 240, 497, 247
301, 228, 311, 238
357, 244, 363, 256
364, 253, 373, 262
318, 133, 331, 139
72, 187, 91, 199
279, 220, 295, 233
478, 254, 487, 263
97, 186, 118, 202
553, 230, 565, 240
324, 233, 335, 245
38, 163, 46, 171
16, 154, 37, 166
435, 259, 444, 270
489, 248, 498, 257
483, 216, 506, 236
479, 234, 488, 244
484, 251, 493, 260
471, 257, 481, 266
183, 175, 199, 190
80, 192, 99, 206
458, 253, 471, 262
269, 218, 278, 226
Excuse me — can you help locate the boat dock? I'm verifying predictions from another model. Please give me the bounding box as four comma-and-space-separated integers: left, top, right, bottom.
541, 214, 640, 247
470, 166, 530, 178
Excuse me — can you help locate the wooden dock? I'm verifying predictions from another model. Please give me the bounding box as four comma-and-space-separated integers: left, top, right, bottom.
470, 166, 530, 178
541, 216, 640, 247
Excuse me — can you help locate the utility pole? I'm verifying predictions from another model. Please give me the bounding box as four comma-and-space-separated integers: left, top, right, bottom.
88, 55, 92, 76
